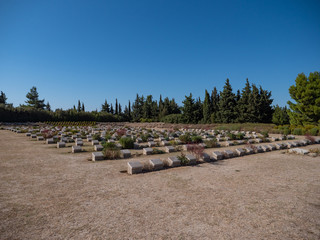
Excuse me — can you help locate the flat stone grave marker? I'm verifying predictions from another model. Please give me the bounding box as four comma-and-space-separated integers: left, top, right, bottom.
127, 161, 143, 175
92, 152, 104, 161
186, 154, 196, 165
72, 146, 82, 153
57, 142, 66, 148
149, 159, 164, 170
165, 146, 175, 153
148, 141, 156, 147
92, 140, 99, 145
212, 151, 223, 160
235, 148, 245, 156
165, 156, 181, 167
201, 152, 211, 162
120, 149, 131, 158
94, 145, 103, 151
46, 138, 54, 144
143, 148, 153, 155
223, 150, 234, 158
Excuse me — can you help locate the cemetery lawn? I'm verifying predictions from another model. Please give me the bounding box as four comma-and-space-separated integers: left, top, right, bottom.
1, 130, 320, 239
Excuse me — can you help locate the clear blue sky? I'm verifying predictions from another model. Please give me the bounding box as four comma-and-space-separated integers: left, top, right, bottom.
1, 0, 319, 111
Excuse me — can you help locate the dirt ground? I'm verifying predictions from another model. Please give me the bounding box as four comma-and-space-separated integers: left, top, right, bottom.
1, 130, 320, 240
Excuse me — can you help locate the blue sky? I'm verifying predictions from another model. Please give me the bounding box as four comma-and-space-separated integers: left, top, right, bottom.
1, 0, 319, 111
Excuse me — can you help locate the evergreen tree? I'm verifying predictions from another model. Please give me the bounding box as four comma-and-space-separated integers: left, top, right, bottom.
128, 100, 131, 119
46, 102, 51, 111
203, 90, 212, 123
81, 102, 85, 112
194, 97, 203, 123
259, 86, 273, 123
110, 104, 114, 114
77, 100, 81, 112
118, 103, 122, 114
159, 95, 163, 114
210, 87, 220, 123
132, 94, 144, 121
272, 105, 290, 125
115, 99, 119, 115
170, 98, 180, 114
218, 79, 236, 123
0, 91, 7, 104
143, 95, 153, 119
182, 93, 196, 123
287, 72, 320, 125
101, 99, 110, 112
247, 84, 260, 122
238, 79, 251, 122
25, 86, 45, 109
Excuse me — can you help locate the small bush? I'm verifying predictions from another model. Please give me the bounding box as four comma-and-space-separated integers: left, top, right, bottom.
179, 134, 192, 144
293, 128, 303, 135
236, 133, 245, 140
227, 132, 236, 140
119, 137, 134, 149
191, 135, 202, 143
177, 152, 189, 166
205, 139, 218, 148
261, 131, 269, 138
310, 127, 319, 136
92, 133, 102, 141
152, 148, 165, 154
102, 142, 120, 160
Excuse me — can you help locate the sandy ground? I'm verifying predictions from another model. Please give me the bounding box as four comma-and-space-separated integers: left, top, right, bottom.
0, 130, 320, 240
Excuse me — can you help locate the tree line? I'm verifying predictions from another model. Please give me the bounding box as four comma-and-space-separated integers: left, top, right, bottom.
1, 72, 319, 125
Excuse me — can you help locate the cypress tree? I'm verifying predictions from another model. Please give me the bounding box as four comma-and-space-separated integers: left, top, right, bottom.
203, 90, 211, 123
218, 79, 236, 123
210, 87, 220, 123
0, 91, 7, 104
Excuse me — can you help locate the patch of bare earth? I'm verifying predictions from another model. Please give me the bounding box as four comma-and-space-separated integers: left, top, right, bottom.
0, 130, 320, 239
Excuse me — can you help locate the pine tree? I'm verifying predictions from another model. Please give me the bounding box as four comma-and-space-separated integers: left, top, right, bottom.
218, 79, 236, 123
210, 87, 220, 123
259, 86, 273, 123
194, 97, 203, 123
272, 105, 289, 125
247, 84, 260, 122
287, 72, 320, 125
143, 95, 153, 119
238, 79, 251, 122
128, 100, 131, 119
132, 94, 144, 121
46, 102, 51, 111
0, 91, 7, 104
182, 93, 196, 123
81, 102, 85, 112
101, 99, 110, 113
203, 90, 211, 123
25, 86, 45, 109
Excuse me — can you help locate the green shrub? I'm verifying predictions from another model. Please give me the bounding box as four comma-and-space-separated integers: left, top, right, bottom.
261, 131, 269, 138
310, 127, 319, 136
92, 133, 102, 141
177, 153, 189, 166
179, 133, 192, 144
102, 142, 120, 159
205, 139, 218, 148
119, 137, 134, 149
191, 135, 202, 143
227, 132, 236, 140
152, 148, 165, 154
236, 133, 245, 140
293, 128, 303, 135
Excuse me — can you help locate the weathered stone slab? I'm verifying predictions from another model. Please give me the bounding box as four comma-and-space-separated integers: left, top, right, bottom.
244, 147, 254, 154
261, 145, 270, 152
235, 148, 245, 156
91, 140, 99, 145
72, 146, 82, 153
165, 146, 175, 153
165, 156, 181, 167
76, 141, 83, 146
161, 140, 169, 146
212, 151, 223, 160
148, 141, 156, 147
120, 149, 131, 158
46, 138, 54, 144
223, 150, 234, 158
186, 154, 196, 165
127, 161, 143, 174
57, 142, 66, 148
201, 152, 211, 162
37, 136, 44, 141
289, 148, 309, 155
143, 147, 153, 155
94, 144, 103, 151
92, 152, 104, 161
149, 159, 164, 170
